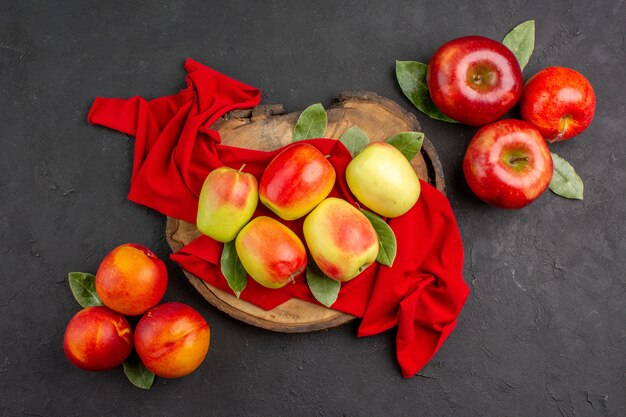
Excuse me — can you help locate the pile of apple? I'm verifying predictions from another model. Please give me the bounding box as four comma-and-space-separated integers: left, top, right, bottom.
197, 140, 419, 290
398, 21, 595, 208
63, 243, 210, 388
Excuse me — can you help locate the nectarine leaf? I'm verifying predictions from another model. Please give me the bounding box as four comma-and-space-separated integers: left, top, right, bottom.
292, 103, 327, 141
360, 209, 397, 267
339, 126, 369, 156
221, 241, 247, 298
306, 263, 340, 308
386, 132, 424, 161
502, 20, 535, 71
549, 152, 584, 200
68, 272, 103, 308
395, 60, 457, 123
123, 354, 155, 389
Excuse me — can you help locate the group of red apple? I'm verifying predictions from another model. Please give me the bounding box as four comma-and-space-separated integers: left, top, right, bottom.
197, 140, 419, 287
427, 36, 595, 208
64, 244, 210, 379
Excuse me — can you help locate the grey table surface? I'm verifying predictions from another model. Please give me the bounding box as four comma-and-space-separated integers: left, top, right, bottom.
1, 1, 624, 416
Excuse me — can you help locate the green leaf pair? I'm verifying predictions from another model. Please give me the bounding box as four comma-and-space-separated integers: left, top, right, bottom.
67, 272, 155, 389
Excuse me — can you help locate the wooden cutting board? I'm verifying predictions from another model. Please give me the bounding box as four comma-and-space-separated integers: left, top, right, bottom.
165, 91, 445, 333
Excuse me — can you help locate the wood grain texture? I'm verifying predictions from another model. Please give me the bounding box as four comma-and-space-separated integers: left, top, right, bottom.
165, 91, 445, 333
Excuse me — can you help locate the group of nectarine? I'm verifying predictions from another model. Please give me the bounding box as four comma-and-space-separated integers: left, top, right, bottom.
64, 243, 210, 381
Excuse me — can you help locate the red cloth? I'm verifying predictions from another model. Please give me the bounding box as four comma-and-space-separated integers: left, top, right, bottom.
88, 58, 469, 378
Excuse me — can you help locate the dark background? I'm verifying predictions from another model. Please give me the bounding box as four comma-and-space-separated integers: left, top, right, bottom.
1, 1, 624, 416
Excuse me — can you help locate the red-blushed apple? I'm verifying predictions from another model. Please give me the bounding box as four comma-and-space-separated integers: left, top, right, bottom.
196, 165, 258, 243
64, 306, 133, 371
235, 216, 307, 289
259, 143, 336, 220
303, 198, 379, 282
134, 302, 210, 379
463, 119, 553, 209
345, 142, 420, 218
427, 36, 523, 126
95, 243, 168, 316
520, 66, 596, 141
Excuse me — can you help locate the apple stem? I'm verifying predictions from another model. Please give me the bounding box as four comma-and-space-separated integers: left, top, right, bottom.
238, 163, 247, 172
509, 156, 529, 164
325, 154, 331, 159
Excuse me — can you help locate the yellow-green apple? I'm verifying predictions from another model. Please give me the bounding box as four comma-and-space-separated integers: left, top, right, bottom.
463, 119, 553, 209
259, 143, 336, 220
63, 306, 133, 371
196, 165, 258, 242
345, 142, 420, 218
520, 66, 596, 141
303, 198, 379, 282
95, 243, 168, 316
235, 216, 307, 288
427, 36, 523, 126
134, 302, 210, 379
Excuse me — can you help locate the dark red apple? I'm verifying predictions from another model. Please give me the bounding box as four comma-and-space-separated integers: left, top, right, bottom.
520, 66, 596, 141
463, 119, 553, 209
427, 36, 523, 126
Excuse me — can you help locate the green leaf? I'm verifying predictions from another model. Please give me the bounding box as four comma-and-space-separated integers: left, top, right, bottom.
360, 209, 397, 267
386, 132, 425, 161
292, 103, 328, 141
549, 152, 584, 200
339, 126, 369, 157
123, 355, 155, 390
306, 262, 340, 308
395, 60, 457, 123
68, 272, 103, 308
220, 241, 247, 298
502, 20, 535, 71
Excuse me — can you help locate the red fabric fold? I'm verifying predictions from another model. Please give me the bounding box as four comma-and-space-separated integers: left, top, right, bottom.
88, 58, 469, 378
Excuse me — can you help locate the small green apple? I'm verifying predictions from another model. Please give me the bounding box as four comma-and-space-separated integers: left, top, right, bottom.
346, 142, 420, 218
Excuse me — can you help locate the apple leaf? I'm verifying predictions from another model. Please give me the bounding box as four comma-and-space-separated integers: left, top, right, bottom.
220, 241, 247, 298
360, 209, 397, 267
386, 132, 424, 161
292, 103, 327, 141
68, 272, 104, 308
502, 20, 535, 71
306, 262, 340, 308
339, 126, 369, 157
395, 60, 458, 123
549, 152, 584, 200
123, 354, 155, 390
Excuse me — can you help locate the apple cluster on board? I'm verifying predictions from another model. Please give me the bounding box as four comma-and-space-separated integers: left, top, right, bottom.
63, 244, 210, 389
197, 130, 422, 303
397, 20, 594, 209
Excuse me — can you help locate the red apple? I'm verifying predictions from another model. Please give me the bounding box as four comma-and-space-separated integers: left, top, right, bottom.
427, 36, 523, 126
259, 143, 336, 220
64, 306, 133, 371
96, 243, 168, 316
463, 119, 553, 209
520, 66, 596, 141
135, 302, 210, 379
